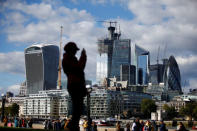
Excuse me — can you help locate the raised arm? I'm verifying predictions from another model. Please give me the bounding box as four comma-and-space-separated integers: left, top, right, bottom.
79, 48, 87, 70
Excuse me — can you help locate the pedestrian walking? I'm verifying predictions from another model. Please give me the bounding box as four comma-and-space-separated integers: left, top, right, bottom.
177, 122, 187, 131
126, 122, 131, 131
159, 120, 167, 131
132, 118, 141, 131
83, 119, 88, 131
91, 121, 97, 131
116, 121, 121, 131
3, 116, 8, 127
43, 120, 48, 129
144, 120, 152, 131
140, 120, 144, 131
14, 117, 18, 127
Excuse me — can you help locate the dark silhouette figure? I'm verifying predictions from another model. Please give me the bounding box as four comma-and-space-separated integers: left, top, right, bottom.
159, 120, 167, 131
62, 42, 87, 131
177, 122, 187, 131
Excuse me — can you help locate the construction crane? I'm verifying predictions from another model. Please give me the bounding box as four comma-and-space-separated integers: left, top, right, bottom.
97, 20, 117, 27
57, 26, 63, 90
157, 46, 160, 64
97, 20, 118, 33
97, 20, 121, 40
163, 43, 167, 59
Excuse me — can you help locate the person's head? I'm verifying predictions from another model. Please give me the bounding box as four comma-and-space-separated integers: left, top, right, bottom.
64, 42, 79, 55
160, 120, 164, 124
146, 120, 150, 125
140, 120, 144, 124
135, 118, 140, 123
179, 122, 183, 126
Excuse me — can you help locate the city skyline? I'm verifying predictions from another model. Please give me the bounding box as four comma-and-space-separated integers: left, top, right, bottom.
0, 0, 197, 95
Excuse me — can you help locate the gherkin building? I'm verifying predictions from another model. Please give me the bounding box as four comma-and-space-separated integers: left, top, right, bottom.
163, 56, 182, 93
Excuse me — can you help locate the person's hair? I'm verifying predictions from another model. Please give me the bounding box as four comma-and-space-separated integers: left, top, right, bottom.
64, 42, 79, 52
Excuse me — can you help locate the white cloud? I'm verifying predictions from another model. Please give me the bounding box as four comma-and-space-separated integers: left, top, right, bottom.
7, 84, 20, 95
128, 0, 168, 24
1, 1, 105, 83
3, 1, 95, 44
4, 1, 56, 20
0, 52, 25, 75
176, 55, 197, 78
1, 0, 197, 88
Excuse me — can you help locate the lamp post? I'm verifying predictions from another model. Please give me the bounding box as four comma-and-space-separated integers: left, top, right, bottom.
1, 94, 6, 122
86, 85, 92, 131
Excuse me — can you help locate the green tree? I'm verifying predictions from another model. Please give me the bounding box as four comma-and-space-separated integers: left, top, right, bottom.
10, 103, 19, 117
141, 99, 156, 118
193, 106, 197, 120
179, 102, 197, 120
163, 104, 177, 120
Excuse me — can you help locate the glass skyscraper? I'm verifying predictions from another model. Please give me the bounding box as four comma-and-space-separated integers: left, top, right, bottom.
25, 44, 59, 94
111, 39, 131, 79
147, 56, 182, 101
163, 56, 182, 93
135, 44, 150, 85
96, 25, 131, 85
149, 64, 165, 84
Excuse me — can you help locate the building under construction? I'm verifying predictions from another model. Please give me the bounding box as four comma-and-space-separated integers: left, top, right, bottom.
96, 22, 133, 86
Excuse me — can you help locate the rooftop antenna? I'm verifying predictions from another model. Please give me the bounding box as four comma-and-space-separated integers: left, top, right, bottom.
57, 26, 63, 90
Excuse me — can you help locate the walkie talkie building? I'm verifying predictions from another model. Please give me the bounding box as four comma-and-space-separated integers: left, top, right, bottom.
25, 44, 59, 94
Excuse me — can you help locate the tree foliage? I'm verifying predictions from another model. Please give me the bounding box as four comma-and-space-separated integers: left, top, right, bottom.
10, 103, 19, 116
163, 104, 177, 120
0, 103, 19, 117
141, 99, 157, 118
179, 102, 197, 120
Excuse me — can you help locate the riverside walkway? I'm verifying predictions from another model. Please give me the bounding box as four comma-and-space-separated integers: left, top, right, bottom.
1, 122, 197, 131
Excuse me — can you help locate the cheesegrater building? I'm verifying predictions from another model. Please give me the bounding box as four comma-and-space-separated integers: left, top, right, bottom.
25, 44, 59, 95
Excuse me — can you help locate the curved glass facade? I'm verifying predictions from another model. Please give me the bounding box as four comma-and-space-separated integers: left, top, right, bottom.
25, 44, 59, 94
163, 56, 182, 93
135, 44, 150, 85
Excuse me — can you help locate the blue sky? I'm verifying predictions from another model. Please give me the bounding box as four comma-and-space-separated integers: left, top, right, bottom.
0, 0, 197, 95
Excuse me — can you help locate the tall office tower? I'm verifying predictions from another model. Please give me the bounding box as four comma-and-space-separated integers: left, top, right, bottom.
163, 56, 182, 93
96, 24, 131, 85
134, 44, 150, 85
149, 64, 165, 84
25, 44, 59, 94
147, 56, 182, 101
111, 39, 131, 80
120, 64, 136, 85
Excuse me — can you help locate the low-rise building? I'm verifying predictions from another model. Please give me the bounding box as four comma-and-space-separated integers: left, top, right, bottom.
23, 90, 70, 119
88, 88, 152, 119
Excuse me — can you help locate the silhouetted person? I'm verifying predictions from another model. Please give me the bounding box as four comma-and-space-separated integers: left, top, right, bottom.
177, 122, 187, 131
62, 42, 87, 131
132, 118, 141, 131
159, 120, 167, 131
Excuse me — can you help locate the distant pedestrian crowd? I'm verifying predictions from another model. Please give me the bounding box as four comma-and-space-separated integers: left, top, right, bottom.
115, 118, 188, 131
3, 116, 33, 128
43, 118, 98, 131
